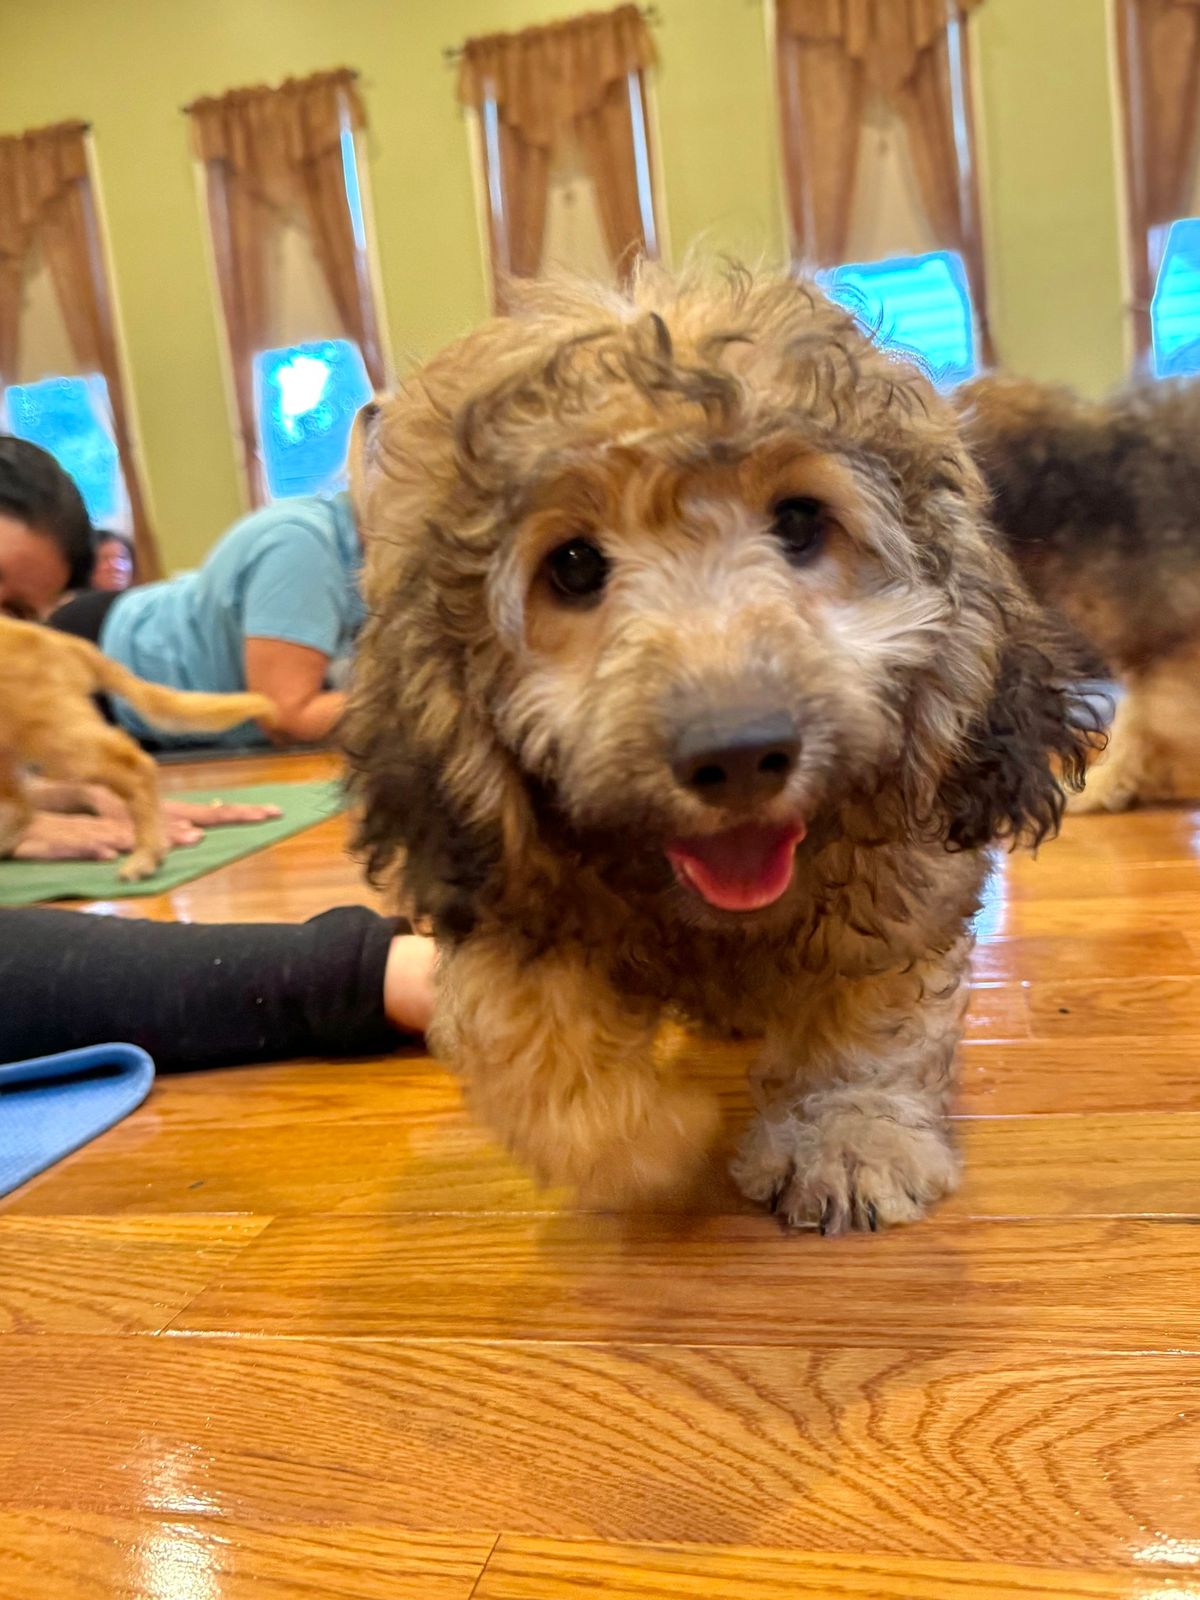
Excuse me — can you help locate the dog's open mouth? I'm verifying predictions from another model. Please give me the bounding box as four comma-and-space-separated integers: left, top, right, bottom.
666, 822, 806, 912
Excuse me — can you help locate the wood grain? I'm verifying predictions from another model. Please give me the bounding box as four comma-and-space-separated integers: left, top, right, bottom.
7, 1101, 1196, 1221
1, 1337, 1196, 1570
0, 1512, 494, 1600
957, 1039, 1200, 1114
8, 751, 1200, 1596
473, 1538, 1180, 1598
976, 888, 1200, 939
170, 1214, 1200, 1347
972, 930, 1200, 982
0, 1216, 266, 1333
1028, 975, 1200, 1036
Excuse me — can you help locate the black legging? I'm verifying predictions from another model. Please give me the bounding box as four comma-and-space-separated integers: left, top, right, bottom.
0, 906, 410, 1067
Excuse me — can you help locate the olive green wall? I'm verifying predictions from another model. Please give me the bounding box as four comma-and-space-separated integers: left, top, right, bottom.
974, 0, 1127, 399
0, 0, 1126, 571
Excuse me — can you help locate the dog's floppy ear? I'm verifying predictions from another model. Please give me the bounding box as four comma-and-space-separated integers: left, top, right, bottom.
346, 707, 501, 939
344, 556, 538, 940
937, 600, 1104, 851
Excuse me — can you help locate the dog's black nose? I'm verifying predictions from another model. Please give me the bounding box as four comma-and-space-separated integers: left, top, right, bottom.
672, 711, 800, 809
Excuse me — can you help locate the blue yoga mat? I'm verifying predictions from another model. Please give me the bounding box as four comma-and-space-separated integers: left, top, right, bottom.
0, 1044, 154, 1199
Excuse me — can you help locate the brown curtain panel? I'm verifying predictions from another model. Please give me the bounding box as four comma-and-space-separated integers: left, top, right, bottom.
1116, 0, 1200, 360
0, 121, 160, 578
776, 0, 993, 362
188, 68, 385, 502
458, 4, 658, 305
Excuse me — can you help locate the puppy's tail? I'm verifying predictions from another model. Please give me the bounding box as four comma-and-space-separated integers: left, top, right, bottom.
80, 640, 277, 734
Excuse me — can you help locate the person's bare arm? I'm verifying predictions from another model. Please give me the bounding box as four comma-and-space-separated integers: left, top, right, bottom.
243, 637, 345, 744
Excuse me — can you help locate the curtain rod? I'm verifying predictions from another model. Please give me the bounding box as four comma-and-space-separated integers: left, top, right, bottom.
443, 4, 660, 63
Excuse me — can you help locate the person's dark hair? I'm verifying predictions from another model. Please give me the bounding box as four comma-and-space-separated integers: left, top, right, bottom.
0, 435, 94, 588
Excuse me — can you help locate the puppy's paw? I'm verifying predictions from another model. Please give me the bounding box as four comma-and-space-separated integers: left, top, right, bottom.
118, 847, 164, 882
733, 1104, 959, 1234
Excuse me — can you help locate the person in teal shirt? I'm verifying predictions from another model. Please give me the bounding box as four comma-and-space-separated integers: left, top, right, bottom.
53, 492, 365, 749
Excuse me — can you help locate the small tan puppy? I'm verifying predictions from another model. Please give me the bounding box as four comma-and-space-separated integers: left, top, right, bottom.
0, 615, 275, 880
346, 266, 1098, 1233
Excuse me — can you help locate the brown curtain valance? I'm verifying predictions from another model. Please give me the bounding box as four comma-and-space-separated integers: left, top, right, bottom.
776, 0, 985, 95
0, 122, 90, 262
188, 68, 365, 207
457, 4, 656, 146
456, 4, 659, 303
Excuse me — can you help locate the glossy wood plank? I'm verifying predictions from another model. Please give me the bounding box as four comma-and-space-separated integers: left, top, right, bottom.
0, 1512, 494, 1600
0, 1216, 267, 1333
971, 930, 1200, 982
8, 1090, 1198, 1221
1004, 858, 1200, 901
474, 1538, 1179, 1598
962, 981, 1031, 1039
170, 1215, 1200, 1347
957, 1039, 1200, 1114
974, 887, 1200, 939
1028, 975, 1200, 1036
154, 751, 342, 793
1, 1337, 1195, 1570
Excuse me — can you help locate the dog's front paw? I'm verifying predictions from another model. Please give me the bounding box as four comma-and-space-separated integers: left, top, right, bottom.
118, 848, 164, 882
733, 1102, 959, 1234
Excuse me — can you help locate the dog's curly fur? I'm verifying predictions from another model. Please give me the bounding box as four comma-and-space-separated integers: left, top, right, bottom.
960, 372, 1200, 811
346, 266, 1098, 1231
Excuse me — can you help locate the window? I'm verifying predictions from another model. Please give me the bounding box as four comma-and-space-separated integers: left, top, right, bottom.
190, 70, 386, 506
1150, 218, 1200, 378
4, 374, 128, 526
475, 69, 659, 290
819, 250, 979, 388
253, 338, 373, 502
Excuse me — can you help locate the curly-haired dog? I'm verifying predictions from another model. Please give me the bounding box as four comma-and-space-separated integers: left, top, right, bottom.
346, 268, 1097, 1232
0, 615, 275, 880
960, 373, 1200, 812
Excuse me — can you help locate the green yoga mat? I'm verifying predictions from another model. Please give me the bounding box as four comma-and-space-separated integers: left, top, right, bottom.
0, 780, 346, 907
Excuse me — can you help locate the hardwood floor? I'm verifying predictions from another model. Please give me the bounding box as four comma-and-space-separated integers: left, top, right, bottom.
3, 749, 1200, 1598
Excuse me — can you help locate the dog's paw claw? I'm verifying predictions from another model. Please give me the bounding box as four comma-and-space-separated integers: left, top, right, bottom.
768, 1162, 795, 1215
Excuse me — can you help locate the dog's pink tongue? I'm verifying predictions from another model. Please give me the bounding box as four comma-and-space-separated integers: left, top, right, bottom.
667, 823, 805, 912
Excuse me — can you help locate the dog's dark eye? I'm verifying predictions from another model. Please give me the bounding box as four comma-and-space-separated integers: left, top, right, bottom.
545, 538, 610, 604
771, 496, 828, 564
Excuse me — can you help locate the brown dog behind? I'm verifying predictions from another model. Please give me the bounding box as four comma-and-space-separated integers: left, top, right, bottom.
959, 373, 1200, 811
0, 615, 275, 879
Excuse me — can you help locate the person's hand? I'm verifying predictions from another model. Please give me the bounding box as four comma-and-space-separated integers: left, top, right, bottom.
383, 933, 437, 1035
162, 797, 283, 832
8, 792, 283, 862
86, 789, 282, 846
11, 812, 136, 863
